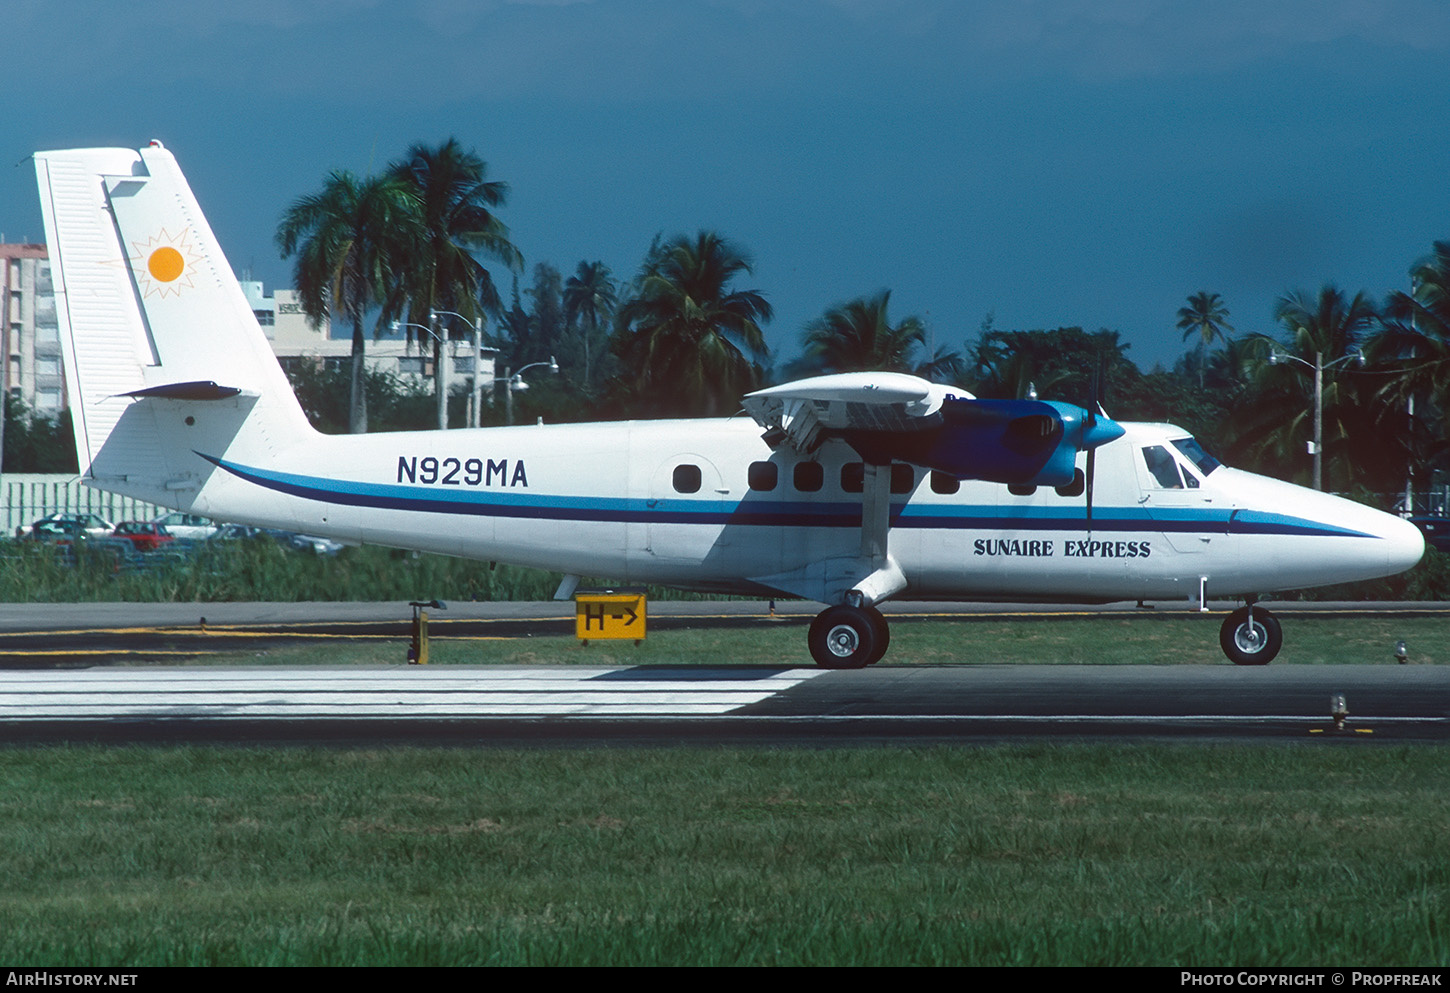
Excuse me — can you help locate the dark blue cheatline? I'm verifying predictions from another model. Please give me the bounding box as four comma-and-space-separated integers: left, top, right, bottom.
200, 454, 1377, 540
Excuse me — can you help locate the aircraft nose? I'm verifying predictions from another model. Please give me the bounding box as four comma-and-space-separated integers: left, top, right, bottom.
1380, 513, 1426, 574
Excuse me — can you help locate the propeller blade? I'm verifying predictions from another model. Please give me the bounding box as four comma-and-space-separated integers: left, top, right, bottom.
1085, 447, 1096, 535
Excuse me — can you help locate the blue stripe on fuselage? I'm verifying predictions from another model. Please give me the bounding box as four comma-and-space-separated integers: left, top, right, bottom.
200, 454, 1375, 539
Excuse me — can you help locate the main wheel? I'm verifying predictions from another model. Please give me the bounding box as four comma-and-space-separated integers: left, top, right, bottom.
809, 605, 884, 669
863, 605, 890, 665
1219, 606, 1282, 665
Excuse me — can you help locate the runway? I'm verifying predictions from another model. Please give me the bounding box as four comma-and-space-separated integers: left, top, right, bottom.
0, 601, 1445, 744
1, 660, 1445, 745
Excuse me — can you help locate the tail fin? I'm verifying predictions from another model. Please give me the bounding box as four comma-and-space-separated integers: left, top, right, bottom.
35, 142, 311, 506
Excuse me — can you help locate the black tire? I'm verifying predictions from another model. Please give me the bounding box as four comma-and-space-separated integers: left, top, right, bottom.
1219, 606, 1282, 665
863, 605, 890, 665
809, 605, 881, 669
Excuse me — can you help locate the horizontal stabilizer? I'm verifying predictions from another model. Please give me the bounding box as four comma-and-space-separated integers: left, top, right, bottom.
121, 381, 245, 401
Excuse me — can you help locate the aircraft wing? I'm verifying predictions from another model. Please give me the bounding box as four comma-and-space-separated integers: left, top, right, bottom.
743, 373, 1122, 487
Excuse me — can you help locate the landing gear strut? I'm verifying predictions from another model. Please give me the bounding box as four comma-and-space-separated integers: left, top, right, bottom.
1219, 603, 1282, 665
808, 604, 890, 668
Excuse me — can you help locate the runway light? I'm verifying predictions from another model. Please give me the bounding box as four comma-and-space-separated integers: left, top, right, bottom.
1395, 639, 1408, 664
1330, 693, 1348, 732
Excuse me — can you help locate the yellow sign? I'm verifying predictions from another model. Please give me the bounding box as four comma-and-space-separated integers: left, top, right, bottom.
575, 590, 647, 641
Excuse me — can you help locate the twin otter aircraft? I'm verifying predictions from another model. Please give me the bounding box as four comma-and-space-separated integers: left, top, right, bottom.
36, 143, 1425, 667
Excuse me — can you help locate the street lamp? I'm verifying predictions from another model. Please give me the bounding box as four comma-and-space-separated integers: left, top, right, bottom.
431, 310, 486, 429
1268, 344, 1365, 491
491, 357, 559, 425
391, 318, 450, 430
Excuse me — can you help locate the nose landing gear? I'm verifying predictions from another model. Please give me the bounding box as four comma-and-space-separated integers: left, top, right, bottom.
1219, 602, 1282, 665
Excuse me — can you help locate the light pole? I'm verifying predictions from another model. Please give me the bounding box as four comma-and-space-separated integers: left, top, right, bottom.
492, 357, 560, 425
1268, 345, 1364, 491
432, 310, 486, 429
391, 318, 450, 430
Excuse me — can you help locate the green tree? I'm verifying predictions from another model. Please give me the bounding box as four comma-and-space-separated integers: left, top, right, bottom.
276, 171, 419, 433
800, 290, 960, 378
1365, 241, 1450, 507
563, 260, 617, 389
612, 231, 772, 417
388, 138, 523, 428
280, 359, 435, 434
1228, 285, 1381, 490
1176, 291, 1235, 388
2, 399, 77, 473
965, 327, 1136, 408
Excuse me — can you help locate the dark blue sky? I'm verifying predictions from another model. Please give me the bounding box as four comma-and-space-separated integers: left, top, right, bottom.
5, 0, 1447, 373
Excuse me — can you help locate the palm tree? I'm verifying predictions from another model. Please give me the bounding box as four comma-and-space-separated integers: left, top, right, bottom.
388, 138, 523, 428
1231, 285, 1379, 489
276, 170, 419, 434
1176, 291, 1234, 388
613, 232, 772, 417
1365, 242, 1450, 507
801, 290, 931, 375
563, 260, 617, 389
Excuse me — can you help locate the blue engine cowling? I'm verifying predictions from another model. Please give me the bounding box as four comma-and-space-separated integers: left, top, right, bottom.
839, 396, 1124, 486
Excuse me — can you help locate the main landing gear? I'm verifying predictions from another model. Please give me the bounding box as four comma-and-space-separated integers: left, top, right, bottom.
808, 604, 890, 668
1219, 601, 1283, 665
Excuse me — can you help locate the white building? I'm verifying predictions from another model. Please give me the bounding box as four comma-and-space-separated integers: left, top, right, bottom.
240, 280, 499, 417
1, 244, 63, 414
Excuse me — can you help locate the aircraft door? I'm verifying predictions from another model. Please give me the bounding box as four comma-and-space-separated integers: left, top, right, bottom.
630, 452, 730, 567
1134, 442, 1224, 554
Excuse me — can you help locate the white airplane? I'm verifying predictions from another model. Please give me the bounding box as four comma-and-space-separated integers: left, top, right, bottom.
35, 142, 1425, 668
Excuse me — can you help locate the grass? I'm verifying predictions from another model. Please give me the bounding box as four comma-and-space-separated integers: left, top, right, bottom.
0, 744, 1443, 966
191, 611, 1450, 667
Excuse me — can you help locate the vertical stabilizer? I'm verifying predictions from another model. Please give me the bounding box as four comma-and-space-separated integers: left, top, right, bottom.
35, 142, 310, 486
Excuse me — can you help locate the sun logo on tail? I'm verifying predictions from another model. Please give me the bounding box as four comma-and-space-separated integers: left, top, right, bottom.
128, 228, 202, 298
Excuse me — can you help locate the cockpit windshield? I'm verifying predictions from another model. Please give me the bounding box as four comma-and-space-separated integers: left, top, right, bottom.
1171, 437, 1222, 477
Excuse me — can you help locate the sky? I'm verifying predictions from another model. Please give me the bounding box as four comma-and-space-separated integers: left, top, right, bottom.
3, 0, 1448, 373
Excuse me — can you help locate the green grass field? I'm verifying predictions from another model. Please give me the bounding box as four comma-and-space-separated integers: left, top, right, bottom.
209, 610, 1450, 668
0, 744, 1444, 966
6, 595, 1449, 965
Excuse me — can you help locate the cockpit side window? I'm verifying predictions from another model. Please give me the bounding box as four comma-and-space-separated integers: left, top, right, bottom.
1171, 437, 1221, 476
1142, 445, 1184, 488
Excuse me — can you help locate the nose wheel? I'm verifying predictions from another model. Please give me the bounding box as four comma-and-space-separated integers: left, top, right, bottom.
1219, 604, 1282, 665
808, 604, 890, 668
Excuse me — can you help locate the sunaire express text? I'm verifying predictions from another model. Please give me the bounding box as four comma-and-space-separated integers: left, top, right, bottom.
973, 538, 1152, 558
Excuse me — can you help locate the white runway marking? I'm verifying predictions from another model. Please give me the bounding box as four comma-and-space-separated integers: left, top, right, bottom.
0, 667, 824, 719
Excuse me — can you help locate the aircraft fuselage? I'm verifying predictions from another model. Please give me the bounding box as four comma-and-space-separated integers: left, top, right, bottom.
183, 415, 1423, 607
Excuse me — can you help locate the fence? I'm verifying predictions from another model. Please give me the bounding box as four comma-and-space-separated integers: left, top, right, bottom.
1, 474, 167, 535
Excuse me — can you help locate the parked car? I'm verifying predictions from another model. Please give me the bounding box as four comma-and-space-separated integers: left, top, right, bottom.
18, 513, 115, 542
112, 521, 175, 552
1409, 516, 1450, 554
150, 512, 220, 541
208, 524, 343, 556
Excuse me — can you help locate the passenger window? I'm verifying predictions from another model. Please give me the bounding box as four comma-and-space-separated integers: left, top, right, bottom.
930, 471, 960, 495
890, 464, 914, 494
1142, 445, 1183, 488
1008, 483, 1037, 497
673, 464, 702, 494
841, 463, 864, 493
748, 461, 778, 491
794, 462, 823, 492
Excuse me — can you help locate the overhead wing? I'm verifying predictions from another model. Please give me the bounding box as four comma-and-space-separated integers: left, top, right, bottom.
743, 372, 1123, 487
